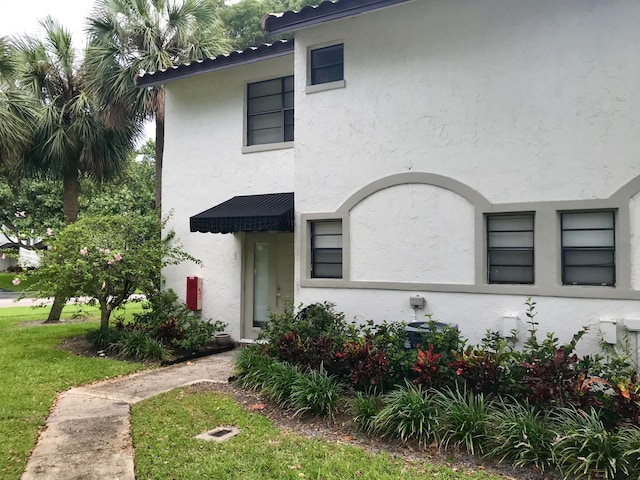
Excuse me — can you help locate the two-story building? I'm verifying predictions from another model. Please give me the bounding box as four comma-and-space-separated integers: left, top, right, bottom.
137, 0, 640, 357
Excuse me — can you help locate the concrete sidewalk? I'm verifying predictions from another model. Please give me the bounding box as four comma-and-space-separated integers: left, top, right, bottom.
21, 351, 236, 480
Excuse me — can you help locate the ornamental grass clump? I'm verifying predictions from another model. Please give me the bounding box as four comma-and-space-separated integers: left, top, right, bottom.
234, 347, 276, 391
432, 385, 491, 455
552, 406, 623, 480
289, 366, 344, 418
262, 360, 300, 406
617, 424, 640, 478
485, 399, 557, 472
372, 381, 439, 445
350, 391, 383, 434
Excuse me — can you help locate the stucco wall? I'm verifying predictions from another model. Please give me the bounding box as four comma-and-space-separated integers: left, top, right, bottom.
162, 55, 295, 340
349, 183, 474, 283
294, 0, 640, 210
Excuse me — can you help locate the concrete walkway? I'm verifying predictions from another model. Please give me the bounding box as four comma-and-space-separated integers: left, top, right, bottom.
21, 351, 236, 480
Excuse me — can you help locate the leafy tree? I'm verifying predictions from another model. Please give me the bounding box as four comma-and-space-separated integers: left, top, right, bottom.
23, 214, 198, 330
220, 0, 319, 50
10, 17, 139, 225
85, 0, 231, 208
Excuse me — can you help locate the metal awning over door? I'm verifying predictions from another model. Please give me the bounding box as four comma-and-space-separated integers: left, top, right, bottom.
190, 192, 294, 234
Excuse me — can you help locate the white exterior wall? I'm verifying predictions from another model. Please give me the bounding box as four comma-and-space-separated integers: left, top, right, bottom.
162, 56, 294, 340
160, 0, 640, 350
291, 0, 640, 348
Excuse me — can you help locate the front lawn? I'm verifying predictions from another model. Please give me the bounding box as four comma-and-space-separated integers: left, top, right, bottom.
0, 304, 146, 480
132, 387, 503, 480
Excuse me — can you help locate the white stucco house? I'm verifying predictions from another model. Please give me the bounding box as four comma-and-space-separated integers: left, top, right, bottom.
137, 0, 640, 357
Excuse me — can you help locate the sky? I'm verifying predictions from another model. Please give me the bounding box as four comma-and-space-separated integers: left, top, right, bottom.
0, 0, 155, 143
0, 0, 93, 45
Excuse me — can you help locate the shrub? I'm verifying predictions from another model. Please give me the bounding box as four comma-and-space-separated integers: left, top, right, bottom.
234, 347, 275, 391
618, 425, 640, 478
552, 406, 623, 480
372, 381, 439, 445
289, 366, 344, 418
350, 391, 383, 434
432, 385, 491, 455
486, 399, 557, 472
114, 330, 170, 361
412, 344, 444, 389
262, 360, 300, 406
335, 336, 389, 391
366, 320, 417, 388
86, 327, 123, 350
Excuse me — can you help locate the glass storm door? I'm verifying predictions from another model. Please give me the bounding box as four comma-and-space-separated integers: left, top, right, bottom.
244, 233, 294, 338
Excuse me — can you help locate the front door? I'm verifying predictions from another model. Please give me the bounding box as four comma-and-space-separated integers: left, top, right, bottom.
243, 233, 294, 339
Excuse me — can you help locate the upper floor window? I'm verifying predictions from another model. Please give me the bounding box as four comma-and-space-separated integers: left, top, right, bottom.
246, 75, 293, 146
310, 220, 342, 278
561, 211, 615, 286
310, 44, 344, 85
487, 213, 534, 284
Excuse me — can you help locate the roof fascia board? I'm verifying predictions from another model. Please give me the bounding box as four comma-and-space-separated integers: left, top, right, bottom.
136, 42, 294, 88
263, 0, 411, 35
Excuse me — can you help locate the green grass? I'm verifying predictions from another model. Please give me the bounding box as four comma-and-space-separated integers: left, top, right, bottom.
0, 303, 147, 480
132, 388, 505, 480
0, 272, 37, 292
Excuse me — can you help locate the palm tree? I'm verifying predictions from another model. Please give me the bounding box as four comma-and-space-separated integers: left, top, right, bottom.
0, 37, 39, 168
10, 17, 139, 322
85, 0, 231, 208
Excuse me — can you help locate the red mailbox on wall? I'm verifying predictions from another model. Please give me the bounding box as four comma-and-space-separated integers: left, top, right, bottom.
186, 276, 202, 311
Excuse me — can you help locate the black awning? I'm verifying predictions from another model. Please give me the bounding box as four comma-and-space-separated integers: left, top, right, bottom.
190, 192, 294, 234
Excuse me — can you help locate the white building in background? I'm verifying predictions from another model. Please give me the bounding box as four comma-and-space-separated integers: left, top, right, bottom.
137, 0, 640, 356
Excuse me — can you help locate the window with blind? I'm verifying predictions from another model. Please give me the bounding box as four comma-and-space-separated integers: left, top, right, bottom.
487, 214, 534, 284
311, 221, 342, 278
246, 76, 294, 146
561, 211, 615, 286
310, 44, 344, 85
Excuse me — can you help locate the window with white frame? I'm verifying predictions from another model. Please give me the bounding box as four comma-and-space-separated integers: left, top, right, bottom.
246, 75, 294, 146
487, 213, 534, 284
310, 44, 344, 85
310, 221, 342, 278
561, 211, 615, 286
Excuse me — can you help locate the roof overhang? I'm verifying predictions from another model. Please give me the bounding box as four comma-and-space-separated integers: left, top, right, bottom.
135, 40, 294, 88
190, 193, 294, 234
262, 0, 412, 35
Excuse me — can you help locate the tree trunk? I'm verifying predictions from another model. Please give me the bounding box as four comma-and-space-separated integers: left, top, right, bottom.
62, 169, 80, 224
44, 296, 64, 324
99, 299, 111, 331
45, 169, 79, 323
155, 92, 165, 210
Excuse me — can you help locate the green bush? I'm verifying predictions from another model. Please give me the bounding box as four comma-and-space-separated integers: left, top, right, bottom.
114, 330, 170, 362
350, 391, 383, 434
552, 407, 622, 479
289, 366, 344, 418
262, 360, 300, 406
618, 425, 640, 478
486, 399, 557, 472
372, 381, 439, 445
432, 385, 491, 455
86, 327, 123, 350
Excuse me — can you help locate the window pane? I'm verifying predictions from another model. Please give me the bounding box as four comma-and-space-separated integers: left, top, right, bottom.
284, 91, 294, 109
488, 215, 533, 232
562, 211, 614, 230
313, 263, 342, 278
489, 250, 533, 266
313, 222, 341, 235
489, 231, 534, 248
311, 65, 344, 85
313, 235, 341, 248
249, 127, 282, 145
564, 249, 614, 267
564, 266, 614, 286
562, 230, 614, 247
249, 112, 281, 131
248, 94, 282, 114
311, 44, 343, 68
313, 249, 342, 264
248, 78, 281, 98
283, 75, 294, 92
490, 266, 534, 284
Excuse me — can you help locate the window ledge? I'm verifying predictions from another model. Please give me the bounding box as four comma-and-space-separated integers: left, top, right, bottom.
242, 141, 294, 154
305, 79, 345, 95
